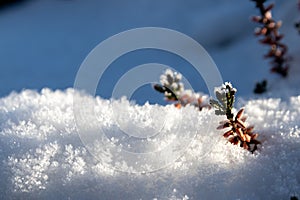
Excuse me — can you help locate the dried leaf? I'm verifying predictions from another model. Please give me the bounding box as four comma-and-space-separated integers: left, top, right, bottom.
245, 134, 251, 143
265, 4, 274, 12
243, 142, 249, 150
217, 122, 231, 130
246, 126, 255, 133
236, 108, 244, 119
236, 128, 246, 141
241, 116, 247, 122
236, 118, 246, 129
175, 103, 181, 109
229, 136, 239, 145
223, 130, 233, 138
251, 133, 259, 139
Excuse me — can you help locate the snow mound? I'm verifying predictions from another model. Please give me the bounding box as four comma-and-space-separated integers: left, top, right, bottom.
0, 88, 300, 199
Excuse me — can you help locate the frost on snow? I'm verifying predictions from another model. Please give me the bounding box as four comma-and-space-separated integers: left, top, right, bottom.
0, 88, 299, 199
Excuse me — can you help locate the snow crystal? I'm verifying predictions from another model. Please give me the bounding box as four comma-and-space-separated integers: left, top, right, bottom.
7, 142, 59, 192
0, 88, 299, 199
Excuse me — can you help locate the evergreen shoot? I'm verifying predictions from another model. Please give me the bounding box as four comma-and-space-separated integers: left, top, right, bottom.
210, 82, 261, 153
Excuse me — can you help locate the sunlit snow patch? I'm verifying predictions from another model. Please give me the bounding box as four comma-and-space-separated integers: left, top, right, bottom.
0, 88, 299, 199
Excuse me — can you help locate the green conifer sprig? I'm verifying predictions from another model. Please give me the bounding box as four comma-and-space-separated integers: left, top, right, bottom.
210, 82, 236, 120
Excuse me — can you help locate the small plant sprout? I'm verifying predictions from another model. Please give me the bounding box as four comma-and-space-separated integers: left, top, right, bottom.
154, 69, 210, 110
210, 82, 261, 153
250, 0, 290, 93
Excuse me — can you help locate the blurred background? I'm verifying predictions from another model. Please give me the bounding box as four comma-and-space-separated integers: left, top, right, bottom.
0, 0, 298, 104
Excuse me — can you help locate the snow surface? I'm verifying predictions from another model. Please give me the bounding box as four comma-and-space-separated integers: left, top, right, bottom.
0, 88, 300, 199
0, 0, 300, 199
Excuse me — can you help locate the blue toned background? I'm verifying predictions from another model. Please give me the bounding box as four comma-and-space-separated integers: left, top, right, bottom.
0, 0, 298, 104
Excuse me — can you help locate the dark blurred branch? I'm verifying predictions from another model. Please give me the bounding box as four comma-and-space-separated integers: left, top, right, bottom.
0, 0, 28, 9
251, 0, 289, 78
296, 0, 300, 34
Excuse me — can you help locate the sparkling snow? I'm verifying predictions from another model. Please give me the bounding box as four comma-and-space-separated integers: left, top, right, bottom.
0, 88, 299, 199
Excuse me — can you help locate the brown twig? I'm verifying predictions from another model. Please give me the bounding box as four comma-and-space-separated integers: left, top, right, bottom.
251, 0, 289, 77
218, 108, 261, 153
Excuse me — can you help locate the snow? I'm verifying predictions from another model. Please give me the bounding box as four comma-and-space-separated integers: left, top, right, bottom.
0, 0, 300, 199
0, 88, 299, 199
